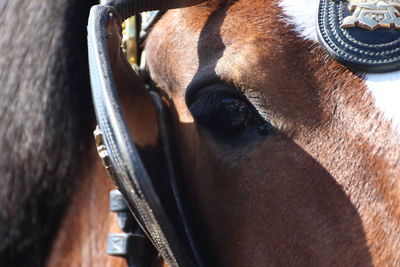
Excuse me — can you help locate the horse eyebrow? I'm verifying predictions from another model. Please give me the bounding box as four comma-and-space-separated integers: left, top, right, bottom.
185, 42, 264, 104
185, 72, 222, 104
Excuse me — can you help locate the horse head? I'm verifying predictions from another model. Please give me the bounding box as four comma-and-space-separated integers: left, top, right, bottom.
89, 0, 400, 265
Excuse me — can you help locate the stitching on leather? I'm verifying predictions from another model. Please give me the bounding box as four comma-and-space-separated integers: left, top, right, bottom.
319, 0, 400, 64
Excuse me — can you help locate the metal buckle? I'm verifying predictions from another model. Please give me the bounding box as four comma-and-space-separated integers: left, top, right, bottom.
107, 233, 152, 257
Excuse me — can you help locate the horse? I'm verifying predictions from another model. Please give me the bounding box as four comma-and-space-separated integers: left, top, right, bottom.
140, 0, 400, 265
1, 0, 400, 266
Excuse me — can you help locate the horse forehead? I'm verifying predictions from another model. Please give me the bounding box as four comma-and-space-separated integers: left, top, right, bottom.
279, 0, 400, 134
151, 1, 333, 89
148, 1, 288, 87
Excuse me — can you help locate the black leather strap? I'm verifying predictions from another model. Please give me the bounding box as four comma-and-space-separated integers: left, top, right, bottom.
87, 1, 206, 266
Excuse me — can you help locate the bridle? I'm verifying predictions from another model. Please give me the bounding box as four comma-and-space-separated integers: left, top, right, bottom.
87, 0, 207, 266
87, 0, 400, 266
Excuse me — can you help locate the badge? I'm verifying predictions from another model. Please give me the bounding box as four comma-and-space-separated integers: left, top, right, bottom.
317, 0, 400, 72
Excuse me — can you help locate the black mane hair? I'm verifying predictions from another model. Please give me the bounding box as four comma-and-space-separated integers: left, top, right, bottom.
0, 0, 96, 265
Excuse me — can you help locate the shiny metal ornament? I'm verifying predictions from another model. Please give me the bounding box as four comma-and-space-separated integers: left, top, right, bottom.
122, 17, 138, 67
94, 126, 116, 181
317, 0, 400, 72
341, 0, 400, 30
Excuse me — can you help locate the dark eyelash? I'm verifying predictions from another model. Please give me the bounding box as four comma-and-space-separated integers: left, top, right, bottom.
189, 94, 222, 122
189, 93, 247, 124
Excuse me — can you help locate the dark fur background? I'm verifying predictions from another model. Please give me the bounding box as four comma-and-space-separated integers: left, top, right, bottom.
0, 0, 95, 265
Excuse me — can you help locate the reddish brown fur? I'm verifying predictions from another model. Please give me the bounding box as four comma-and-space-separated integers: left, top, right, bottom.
46, 143, 126, 267
46, 19, 164, 267
145, 0, 400, 265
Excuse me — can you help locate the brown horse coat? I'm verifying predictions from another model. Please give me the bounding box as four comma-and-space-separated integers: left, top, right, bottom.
144, 0, 400, 265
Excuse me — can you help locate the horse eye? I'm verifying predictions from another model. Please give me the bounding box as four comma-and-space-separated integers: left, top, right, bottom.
189, 93, 272, 137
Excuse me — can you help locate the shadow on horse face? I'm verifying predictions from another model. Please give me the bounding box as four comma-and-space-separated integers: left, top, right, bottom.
171, 118, 373, 266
